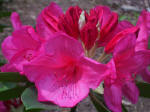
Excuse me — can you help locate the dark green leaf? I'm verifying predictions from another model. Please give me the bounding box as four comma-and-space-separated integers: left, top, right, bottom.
122, 104, 128, 112
119, 15, 127, 21
0, 11, 11, 18
0, 72, 28, 82
0, 62, 5, 66
89, 90, 110, 112
23, 108, 42, 112
0, 86, 26, 100
71, 105, 77, 112
0, 82, 16, 92
21, 87, 57, 111
136, 82, 150, 98
148, 37, 150, 49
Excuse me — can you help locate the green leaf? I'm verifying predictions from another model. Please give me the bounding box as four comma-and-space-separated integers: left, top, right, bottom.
0, 82, 16, 92
122, 104, 128, 112
21, 87, 57, 111
0, 11, 11, 18
0, 62, 5, 66
0, 72, 28, 82
89, 90, 110, 112
24, 109, 42, 112
136, 82, 150, 98
119, 15, 127, 21
71, 105, 77, 112
0, 86, 26, 100
148, 37, 150, 49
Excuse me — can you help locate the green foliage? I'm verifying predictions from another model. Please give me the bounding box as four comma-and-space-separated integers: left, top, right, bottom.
89, 90, 110, 112
0, 82, 16, 92
136, 82, 150, 98
0, 0, 12, 32
71, 105, 77, 112
119, 12, 139, 25
0, 72, 32, 101
148, 37, 150, 49
90, 90, 128, 112
0, 85, 26, 100
0, 72, 28, 82
0, 11, 11, 18
21, 87, 57, 111
122, 104, 128, 112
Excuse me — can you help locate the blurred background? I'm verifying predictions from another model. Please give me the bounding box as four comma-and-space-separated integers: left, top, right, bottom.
0, 0, 150, 112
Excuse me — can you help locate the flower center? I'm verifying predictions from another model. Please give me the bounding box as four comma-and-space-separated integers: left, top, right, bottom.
24, 50, 35, 61
54, 56, 81, 82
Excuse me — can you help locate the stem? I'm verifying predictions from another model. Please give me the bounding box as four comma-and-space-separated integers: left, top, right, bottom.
89, 91, 104, 107
85, 50, 89, 57
96, 52, 106, 62
70, 105, 77, 112
89, 42, 98, 58
89, 90, 109, 111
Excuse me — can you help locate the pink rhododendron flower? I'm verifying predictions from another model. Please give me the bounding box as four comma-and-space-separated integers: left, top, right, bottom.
23, 33, 108, 107
135, 10, 150, 83
2, 2, 150, 111
136, 10, 150, 51
104, 29, 150, 112
104, 34, 139, 112
1, 12, 41, 73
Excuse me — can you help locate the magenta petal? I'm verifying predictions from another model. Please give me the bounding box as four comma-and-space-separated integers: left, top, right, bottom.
112, 34, 137, 73
136, 10, 150, 51
23, 64, 51, 82
45, 33, 84, 59
122, 82, 139, 104
23, 53, 66, 82
99, 20, 133, 47
116, 50, 150, 74
104, 85, 122, 112
46, 2, 63, 17
36, 14, 53, 39
1, 36, 17, 61
12, 26, 40, 50
132, 50, 150, 72
100, 6, 112, 27
36, 74, 89, 107
0, 101, 7, 112
36, 2, 63, 39
79, 57, 108, 89
11, 12, 22, 30
113, 33, 136, 62
111, 20, 133, 39
0, 63, 19, 72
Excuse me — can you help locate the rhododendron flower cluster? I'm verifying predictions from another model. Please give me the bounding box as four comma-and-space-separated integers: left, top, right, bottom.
1, 2, 150, 112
